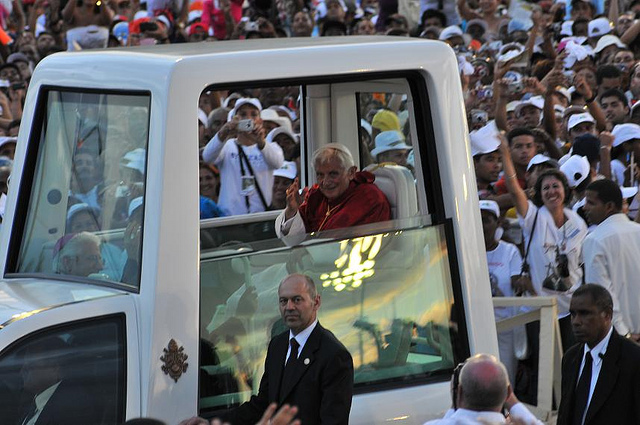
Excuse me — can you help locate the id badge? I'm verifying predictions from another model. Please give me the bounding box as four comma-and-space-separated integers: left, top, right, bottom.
241, 176, 256, 195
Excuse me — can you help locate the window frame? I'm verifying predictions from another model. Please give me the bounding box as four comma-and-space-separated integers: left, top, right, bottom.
0, 313, 128, 424
5, 86, 152, 293
197, 71, 470, 404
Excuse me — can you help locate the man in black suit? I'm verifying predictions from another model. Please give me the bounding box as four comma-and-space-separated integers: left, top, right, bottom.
557, 284, 640, 425
220, 273, 354, 425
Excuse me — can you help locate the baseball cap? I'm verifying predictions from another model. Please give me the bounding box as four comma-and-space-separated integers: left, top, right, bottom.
479, 199, 500, 218
515, 96, 544, 116
567, 112, 595, 130
228, 98, 262, 121
560, 155, 590, 188
266, 127, 298, 145
507, 19, 533, 35
527, 154, 559, 171
588, 17, 612, 38
273, 161, 297, 180
612, 123, 640, 147
593, 34, 626, 54
260, 109, 293, 132
371, 131, 411, 157
469, 121, 500, 156
439, 25, 463, 41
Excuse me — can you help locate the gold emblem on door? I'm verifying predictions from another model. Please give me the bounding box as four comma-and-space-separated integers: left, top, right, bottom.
160, 339, 189, 382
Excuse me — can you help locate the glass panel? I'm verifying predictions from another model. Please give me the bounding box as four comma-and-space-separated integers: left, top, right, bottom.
14, 90, 150, 288
0, 315, 126, 424
357, 92, 413, 172
198, 87, 300, 219
199, 223, 459, 411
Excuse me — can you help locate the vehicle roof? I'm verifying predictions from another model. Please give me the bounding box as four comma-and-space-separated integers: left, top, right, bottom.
49, 36, 432, 60
0, 279, 126, 328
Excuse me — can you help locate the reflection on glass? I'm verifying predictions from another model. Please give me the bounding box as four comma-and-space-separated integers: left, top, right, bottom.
14, 91, 150, 289
199, 224, 458, 411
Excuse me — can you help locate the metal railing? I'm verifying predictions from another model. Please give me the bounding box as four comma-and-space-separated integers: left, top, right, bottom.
492, 296, 563, 421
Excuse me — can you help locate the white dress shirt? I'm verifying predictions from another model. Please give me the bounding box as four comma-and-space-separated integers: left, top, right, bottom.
583, 213, 640, 336
577, 326, 613, 425
285, 319, 318, 364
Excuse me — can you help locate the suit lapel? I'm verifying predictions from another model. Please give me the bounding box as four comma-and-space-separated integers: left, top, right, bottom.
278, 324, 322, 403
584, 332, 621, 424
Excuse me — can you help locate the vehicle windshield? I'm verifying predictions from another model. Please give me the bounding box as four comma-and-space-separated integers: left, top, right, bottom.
11, 90, 150, 290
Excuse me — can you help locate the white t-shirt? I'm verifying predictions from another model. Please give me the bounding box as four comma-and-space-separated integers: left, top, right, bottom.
611, 159, 626, 186
203, 134, 284, 216
486, 240, 522, 321
519, 201, 587, 315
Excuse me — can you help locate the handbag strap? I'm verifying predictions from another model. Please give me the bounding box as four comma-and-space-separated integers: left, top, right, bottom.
522, 209, 539, 272
237, 143, 269, 211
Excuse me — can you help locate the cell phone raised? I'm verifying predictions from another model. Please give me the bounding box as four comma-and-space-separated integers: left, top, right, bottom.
237, 119, 254, 132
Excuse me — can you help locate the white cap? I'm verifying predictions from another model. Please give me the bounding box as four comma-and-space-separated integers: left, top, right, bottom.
360, 119, 372, 136
371, 130, 411, 157
128, 196, 143, 217
439, 25, 463, 41
515, 95, 544, 116
266, 127, 298, 145
479, 199, 500, 218
593, 34, 626, 54
588, 17, 612, 38
622, 186, 639, 199
66, 203, 99, 226
469, 121, 500, 156
198, 108, 208, 128
260, 109, 293, 132
228, 98, 262, 121
273, 161, 297, 180
560, 155, 590, 188
121, 148, 145, 175
567, 112, 595, 130
612, 123, 640, 147
527, 154, 559, 171
560, 21, 573, 37
0, 136, 17, 150
506, 101, 520, 113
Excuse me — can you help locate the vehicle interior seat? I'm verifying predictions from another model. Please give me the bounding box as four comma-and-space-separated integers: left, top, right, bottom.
364, 163, 418, 219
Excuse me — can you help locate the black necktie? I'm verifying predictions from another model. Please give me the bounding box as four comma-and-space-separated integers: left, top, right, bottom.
280, 338, 299, 395
573, 351, 593, 425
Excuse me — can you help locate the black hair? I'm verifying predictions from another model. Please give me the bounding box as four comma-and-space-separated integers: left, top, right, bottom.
600, 88, 629, 109
572, 17, 590, 34
506, 127, 535, 146
321, 20, 348, 36
420, 9, 446, 28
596, 64, 622, 85
573, 284, 614, 315
586, 178, 623, 210
532, 169, 572, 207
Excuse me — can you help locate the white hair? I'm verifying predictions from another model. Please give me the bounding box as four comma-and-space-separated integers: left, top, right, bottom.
312, 143, 355, 170
53, 232, 101, 274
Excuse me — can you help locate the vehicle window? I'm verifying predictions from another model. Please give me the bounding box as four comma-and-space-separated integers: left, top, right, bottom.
358, 92, 413, 172
0, 315, 126, 424
198, 86, 301, 220
199, 224, 458, 412
198, 76, 464, 414
11, 90, 150, 289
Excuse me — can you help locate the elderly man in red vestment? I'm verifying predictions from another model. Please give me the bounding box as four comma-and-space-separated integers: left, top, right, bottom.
275, 143, 391, 245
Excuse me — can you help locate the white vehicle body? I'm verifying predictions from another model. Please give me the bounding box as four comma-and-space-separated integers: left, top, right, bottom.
0, 37, 497, 424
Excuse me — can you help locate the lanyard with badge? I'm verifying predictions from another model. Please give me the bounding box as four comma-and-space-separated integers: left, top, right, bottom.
237, 143, 268, 213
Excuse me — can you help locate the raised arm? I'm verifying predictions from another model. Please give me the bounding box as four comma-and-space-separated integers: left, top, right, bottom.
499, 134, 530, 218
598, 131, 614, 179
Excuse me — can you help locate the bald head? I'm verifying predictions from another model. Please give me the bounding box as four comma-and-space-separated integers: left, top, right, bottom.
457, 354, 509, 412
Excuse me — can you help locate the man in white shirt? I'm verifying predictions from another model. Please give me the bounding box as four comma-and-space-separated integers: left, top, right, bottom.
424, 354, 543, 425
556, 284, 640, 425
582, 179, 640, 342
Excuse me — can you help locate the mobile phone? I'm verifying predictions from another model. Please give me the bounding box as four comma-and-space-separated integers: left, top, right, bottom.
237, 119, 254, 132
508, 80, 523, 94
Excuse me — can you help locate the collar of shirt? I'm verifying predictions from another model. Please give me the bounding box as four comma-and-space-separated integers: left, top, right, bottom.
582, 326, 613, 367
449, 408, 506, 423
286, 319, 318, 363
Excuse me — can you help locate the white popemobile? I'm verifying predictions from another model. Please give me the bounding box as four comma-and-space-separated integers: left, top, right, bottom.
0, 37, 499, 424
